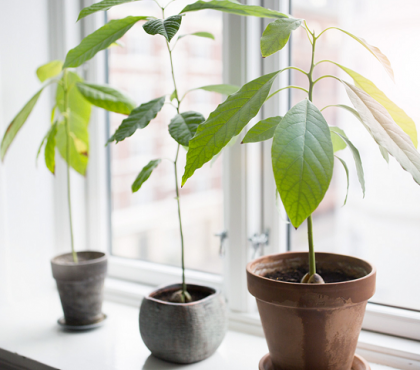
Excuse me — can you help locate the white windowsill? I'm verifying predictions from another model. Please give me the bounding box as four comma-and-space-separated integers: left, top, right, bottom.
0, 280, 418, 370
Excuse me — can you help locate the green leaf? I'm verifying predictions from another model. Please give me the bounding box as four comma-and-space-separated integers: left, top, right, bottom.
180, 1, 289, 19
329, 126, 347, 153
56, 72, 92, 126
330, 127, 365, 196
45, 122, 58, 174
64, 16, 149, 68
170, 90, 178, 102
109, 96, 165, 143
335, 156, 350, 206
379, 146, 390, 163
323, 104, 389, 162
169, 111, 205, 146
36, 60, 63, 82
36, 131, 49, 165
56, 122, 88, 176
143, 15, 182, 42
261, 18, 302, 57
193, 84, 240, 95
330, 62, 417, 147
132, 159, 161, 192
271, 99, 334, 228
242, 116, 281, 143
210, 135, 238, 167
328, 28, 394, 81
78, 0, 142, 21
182, 70, 280, 186
76, 82, 135, 115
342, 81, 420, 185
1, 88, 44, 160
178, 31, 215, 40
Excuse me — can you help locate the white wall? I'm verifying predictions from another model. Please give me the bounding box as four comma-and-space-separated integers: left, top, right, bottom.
0, 1, 56, 302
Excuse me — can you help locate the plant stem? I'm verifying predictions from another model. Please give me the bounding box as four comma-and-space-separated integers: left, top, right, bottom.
307, 215, 316, 276
173, 144, 186, 299
63, 69, 77, 264
306, 28, 317, 275
162, 7, 187, 301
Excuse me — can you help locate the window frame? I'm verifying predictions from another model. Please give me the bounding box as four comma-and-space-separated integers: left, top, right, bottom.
77, 0, 420, 342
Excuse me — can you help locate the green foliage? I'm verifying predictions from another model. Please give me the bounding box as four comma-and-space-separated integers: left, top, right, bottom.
56, 72, 92, 126
180, 1, 289, 19
76, 82, 135, 115
182, 71, 280, 186
132, 159, 161, 192
169, 111, 205, 146
108, 96, 165, 143
326, 28, 395, 81
36, 60, 63, 82
330, 127, 365, 196
178, 32, 215, 40
143, 15, 182, 42
64, 16, 149, 68
55, 111, 90, 176
78, 0, 142, 21
335, 156, 350, 206
242, 116, 282, 143
193, 84, 240, 95
331, 62, 417, 147
45, 122, 58, 174
271, 100, 334, 228
329, 126, 347, 152
342, 81, 420, 185
323, 104, 389, 162
1, 88, 44, 160
261, 18, 302, 57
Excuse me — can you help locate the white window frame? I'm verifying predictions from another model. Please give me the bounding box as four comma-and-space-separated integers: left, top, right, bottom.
57, 0, 420, 346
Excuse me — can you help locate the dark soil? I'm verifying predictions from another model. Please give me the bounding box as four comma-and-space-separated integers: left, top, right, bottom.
153, 289, 212, 303
264, 265, 357, 283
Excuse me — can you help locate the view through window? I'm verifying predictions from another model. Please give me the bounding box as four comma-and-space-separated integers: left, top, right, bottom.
289, 0, 420, 310
107, 1, 224, 274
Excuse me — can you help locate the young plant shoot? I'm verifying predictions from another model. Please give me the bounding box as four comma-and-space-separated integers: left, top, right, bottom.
68, 0, 291, 302
181, 17, 420, 283
0, 61, 95, 263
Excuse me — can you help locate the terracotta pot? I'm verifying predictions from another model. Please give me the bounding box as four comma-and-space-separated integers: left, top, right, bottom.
247, 252, 376, 370
139, 283, 228, 364
51, 251, 107, 326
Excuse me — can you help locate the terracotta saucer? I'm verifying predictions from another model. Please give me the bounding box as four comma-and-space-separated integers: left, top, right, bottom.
259, 353, 371, 370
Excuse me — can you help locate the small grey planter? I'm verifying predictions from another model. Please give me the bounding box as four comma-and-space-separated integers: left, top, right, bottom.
51, 251, 107, 326
140, 284, 228, 364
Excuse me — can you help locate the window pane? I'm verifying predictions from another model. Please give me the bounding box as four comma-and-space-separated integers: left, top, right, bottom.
107, 1, 224, 274
290, 0, 420, 310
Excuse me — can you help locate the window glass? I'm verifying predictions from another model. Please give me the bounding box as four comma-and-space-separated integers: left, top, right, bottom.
290, 0, 420, 310
107, 1, 224, 274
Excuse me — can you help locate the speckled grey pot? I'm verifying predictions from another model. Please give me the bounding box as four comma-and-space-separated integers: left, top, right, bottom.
139, 284, 228, 364
51, 251, 107, 326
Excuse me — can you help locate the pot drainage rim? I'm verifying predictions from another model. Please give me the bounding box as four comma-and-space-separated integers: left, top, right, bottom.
57, 313, 107, 331
258, 353, 371, 370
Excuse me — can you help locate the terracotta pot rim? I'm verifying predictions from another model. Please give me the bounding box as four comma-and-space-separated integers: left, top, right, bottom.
146, 283, 219, 306
51, 251, 107, 266
247, 251, 376, 287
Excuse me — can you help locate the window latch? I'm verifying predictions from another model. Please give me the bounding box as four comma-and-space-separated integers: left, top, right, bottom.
249, 231, 269, 258
214, 230, 228, 256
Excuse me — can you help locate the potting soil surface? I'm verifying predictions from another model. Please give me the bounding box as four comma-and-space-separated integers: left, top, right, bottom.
264, 266, 357, 283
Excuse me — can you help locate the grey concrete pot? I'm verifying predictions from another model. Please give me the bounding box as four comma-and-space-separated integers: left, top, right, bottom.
51, 251, 107, 326
139, 283, 228, 364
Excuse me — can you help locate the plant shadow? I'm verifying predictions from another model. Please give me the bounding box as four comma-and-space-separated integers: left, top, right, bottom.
141, 355, 191, 369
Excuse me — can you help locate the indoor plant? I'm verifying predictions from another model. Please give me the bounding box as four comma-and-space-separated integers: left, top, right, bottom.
60, 0, 289, 363
181, 13, 420, 370
0, 61, 110, 328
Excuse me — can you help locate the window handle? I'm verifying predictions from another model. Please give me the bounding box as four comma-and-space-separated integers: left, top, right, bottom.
215, 230, 228, 256
249, 231, 269, 258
